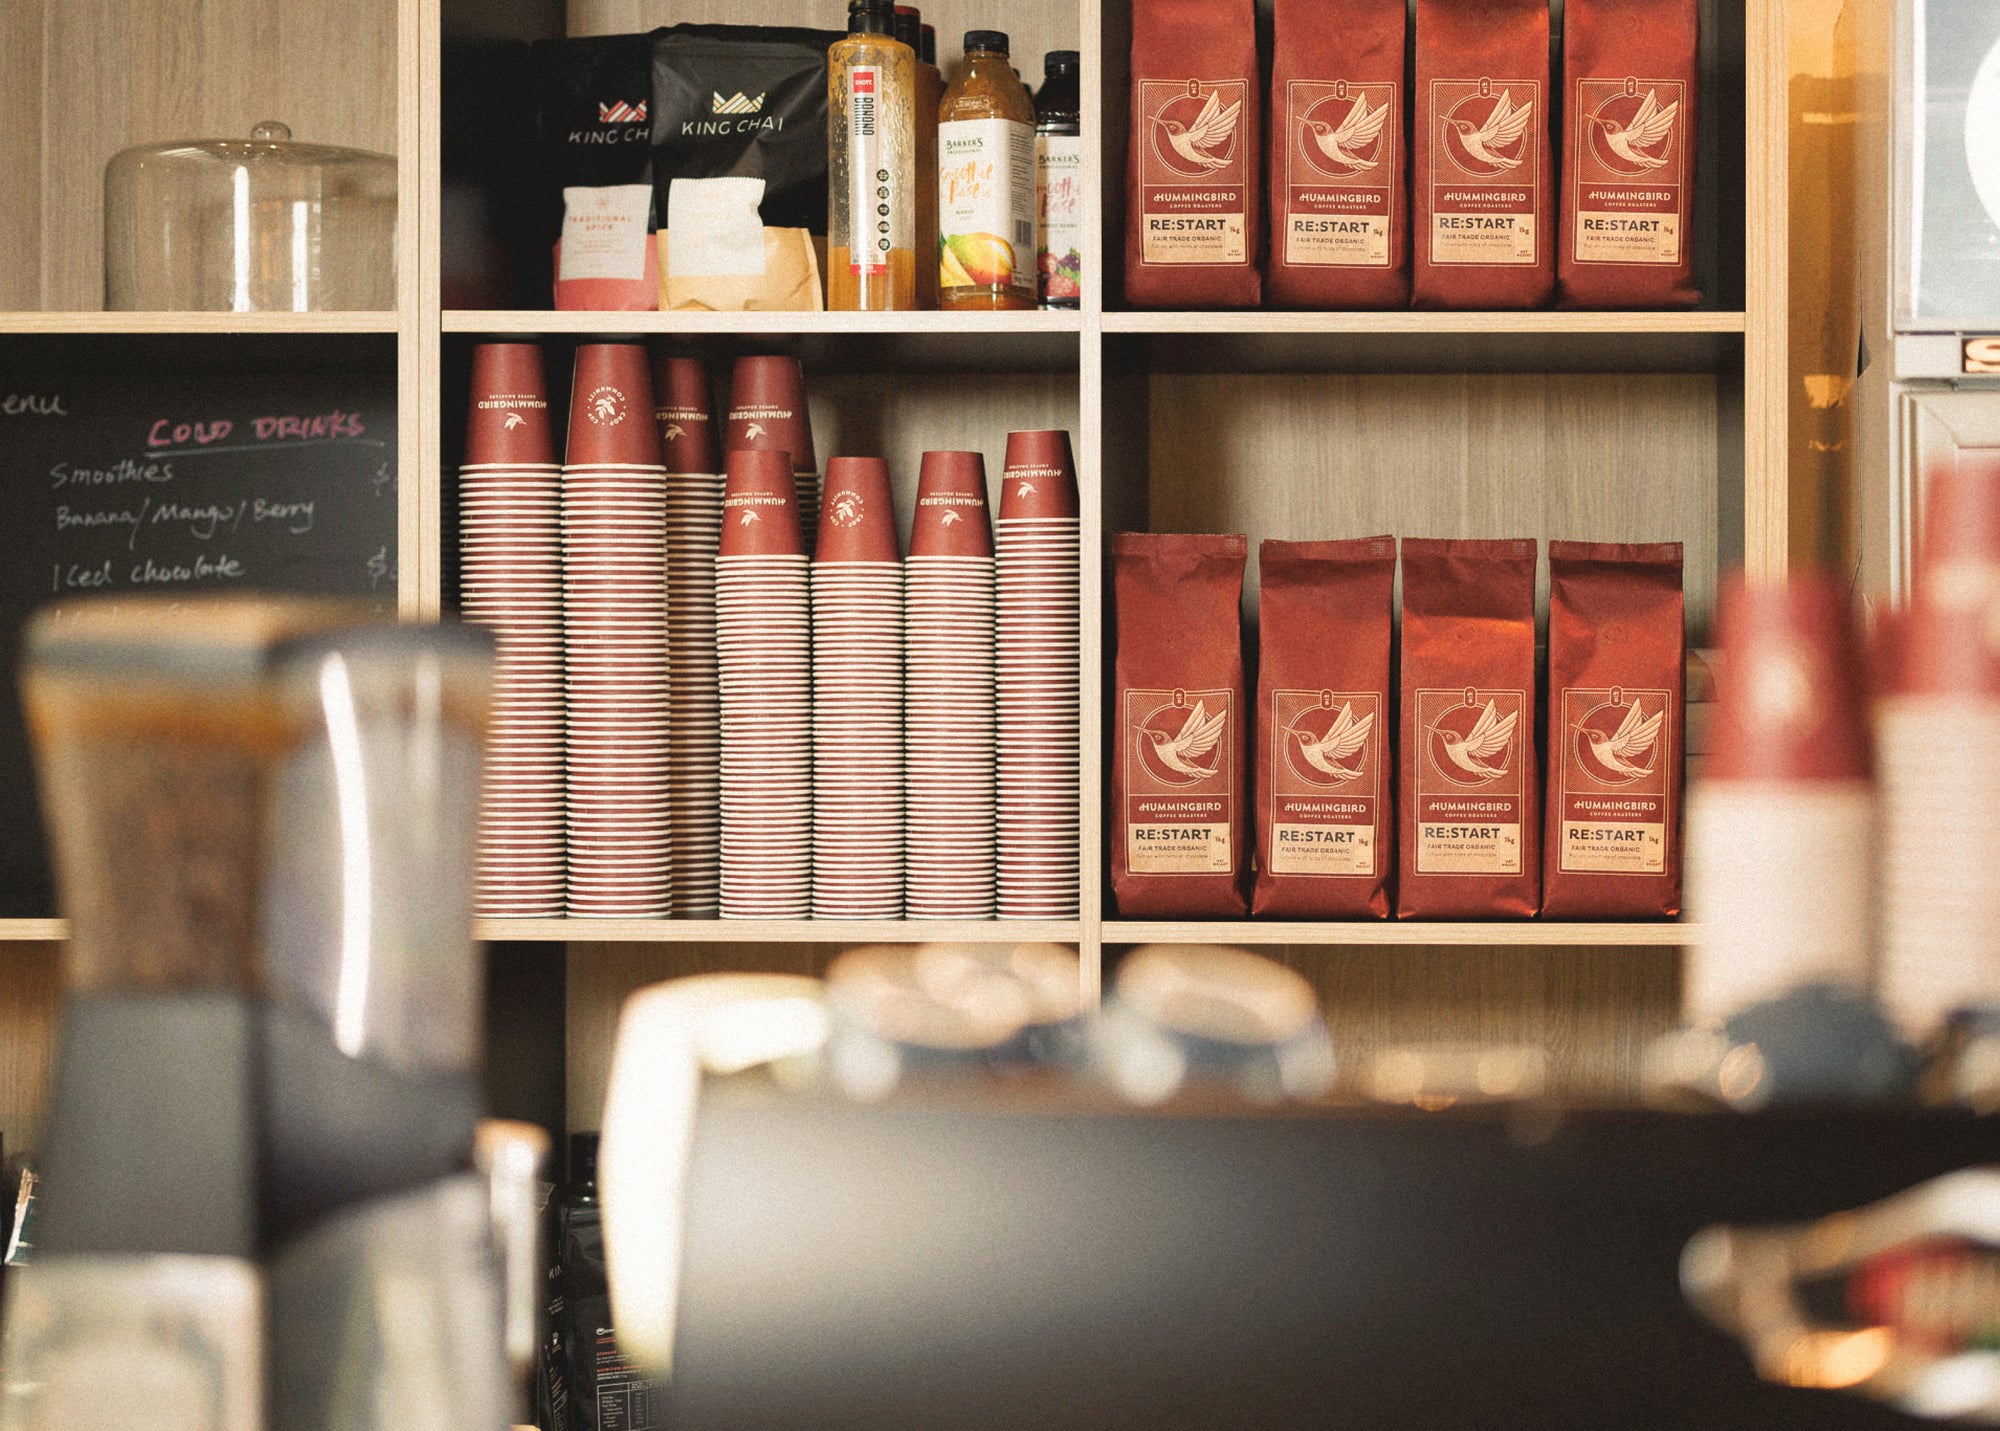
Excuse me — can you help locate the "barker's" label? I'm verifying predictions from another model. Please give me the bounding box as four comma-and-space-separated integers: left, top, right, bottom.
1572, 77, 1685, 266
1558, 685, 1671, 873
1127, 687, 1234, 873
1416, 687, 1526, 873
1428, 78, 1539, 267
1283, 80, 1396, 269
1271, 688, 1380, 875
1139, 79, 1250, 266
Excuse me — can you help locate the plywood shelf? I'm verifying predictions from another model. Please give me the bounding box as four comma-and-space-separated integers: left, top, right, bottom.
1105, 311, 1748, 375
0, 311, 400, 336
0, 917, 1690, 950
1103, 311, 1748, 336
477, 918, 1084, 946
443, 310, 1083, 336
1102, 921, 1696, 949
441, 310, 1082, 374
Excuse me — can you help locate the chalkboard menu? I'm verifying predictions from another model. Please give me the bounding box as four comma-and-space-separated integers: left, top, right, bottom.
0, 372, 399, 913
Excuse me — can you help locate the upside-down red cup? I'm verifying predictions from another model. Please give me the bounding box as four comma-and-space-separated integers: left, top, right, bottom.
1000, 430, 1080, 520
911, 451, 994, 558
1875, 598, 2000, 700
1707, 572, 1871, 783
818, 457, 901, 563
567, 344, 663, 467
467, 343, 556, 466
652, 354, 718, 475
1919, 451, 2000, 607
726, 356, 816, 472
721, 449, 805, 557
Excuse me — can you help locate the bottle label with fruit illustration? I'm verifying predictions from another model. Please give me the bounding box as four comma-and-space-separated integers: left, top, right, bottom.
939, 117, 1036, 295
1036, 133, 1083, 302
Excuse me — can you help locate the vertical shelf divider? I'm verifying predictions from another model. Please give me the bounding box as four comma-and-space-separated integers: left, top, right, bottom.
1744, 0, 1789, 579
398, 0, 431, 620
1079, 0, 1108, 1006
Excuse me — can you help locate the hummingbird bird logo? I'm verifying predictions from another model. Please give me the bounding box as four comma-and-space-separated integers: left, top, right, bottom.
1139, 700, 1228, 783
1444, 90, 1534, 175
663, 423, 686, 442
1153, 88, 1242, 175
1284, 703, 1373, 784
1587, 89, 1679, 174
830, 492, 864, 527
586, 387, 626, 426
1426, 699, 1519, 784
1576, 700, 1663, 784
941, 510, 963, 527
1015, 480, 1037, 500
1303, 95, 1389, 177
503, 412, 526, 430
738, 510, 762, 527
744, 422, 770, 441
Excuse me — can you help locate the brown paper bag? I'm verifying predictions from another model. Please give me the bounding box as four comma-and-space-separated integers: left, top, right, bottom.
657, 228, 825, 312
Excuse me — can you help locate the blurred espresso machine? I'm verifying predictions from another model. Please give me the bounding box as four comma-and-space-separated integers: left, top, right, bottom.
1859, 0, 2000, 598
0, 598, 536, 1431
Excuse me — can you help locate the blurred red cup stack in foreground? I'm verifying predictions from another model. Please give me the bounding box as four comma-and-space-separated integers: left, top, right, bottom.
717, 449, 813, 919
1685, 573, 1873, 1021
1918, 450, 2000, 613
562, 344, 671, 918
728, 355, 820, 559
904, 452, 998, 918
810, 457, 906, 919
1877, 452, 2000, 1039
461, 342, 566, 916
995, 430, 1082, 918
655, 354, 724, 916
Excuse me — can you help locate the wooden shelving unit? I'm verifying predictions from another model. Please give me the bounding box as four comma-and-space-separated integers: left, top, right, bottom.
0, 0, 1789, 1142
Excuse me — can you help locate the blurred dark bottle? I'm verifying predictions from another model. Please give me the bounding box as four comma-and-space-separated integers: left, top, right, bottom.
546, 1133, 666, 1431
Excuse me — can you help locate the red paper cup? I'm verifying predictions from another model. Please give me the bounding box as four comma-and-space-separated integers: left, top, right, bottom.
1709, 572, 1872, 783
1874, 597, 2000, 699
567, 345, 663, 468
651, 354, 719, 475
720, 450, 806, 558
1000, 430, 1080, 520
466, 344, 557, 467
817, 457, 902, 562
1919, 450, 2000, 606
911, 452, 994, 558
727, 356, 816, 472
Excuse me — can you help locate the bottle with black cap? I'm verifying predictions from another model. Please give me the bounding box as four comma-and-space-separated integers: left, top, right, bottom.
937, 28, 1038, 310
1035, 50, 1082, 309
829, 0, 917, 310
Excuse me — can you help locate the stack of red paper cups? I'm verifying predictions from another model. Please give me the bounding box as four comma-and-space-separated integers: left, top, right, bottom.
1875, 453, 2000, 1040
1686, 574, 1873, 1021
562, 344, 671, 917
717, 449, 814, 918
904, 451, 998, 918
995, 430, 1082, 917
655, 354, 723, 917
461, 343, 566, 916
728, 356, 820, 560
810, 457, 906, 918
